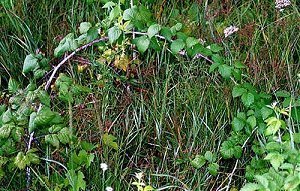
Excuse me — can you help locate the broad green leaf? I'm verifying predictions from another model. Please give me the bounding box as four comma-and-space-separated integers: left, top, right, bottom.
79, 22, 92, 34
14, 152, 27, 170
186, 37, 198, 48
234, 61, 247, 69
212, 54, 224, 64
284, 174, 300, 190
209, 62, 222, 73
26, 149, 40, 164
265, 117, 282, 136
54, 33, 78, 57
266, 142, 281, 151
232, 117, 245, 132
233, 146, 242, 158
0, 124, 12, 139
45, 134, 60, 148
144, 185, 154, 191
247, 116, 257, 129
191, 155, 206, 169
86, 27, 99, 42
123, 7, 136, 20
66, 170, 86, 191
220, 140, 235, 159
240, 183, 262, 191
232, 68, 242, 80
275, 90, 290, 98
293, 133, 300, 143
33, 68, 47, 79
170, 39, 185, 54
264, 152, 284, 170
8, 78, 19, 94
170, 23, 182, 34
109, 6, 121, 21
147, 24, 161, 39
255, 175, 269, 189
102, 1, 115, 9
209, 44, 223, 53
108, 26, 122, 43
2, 108, 13, 124
28, 112, 37, 133
160, 27, 172, 41
241, 93, 255, 107
261, 106, 273, 120
34, 107, 56, 127
103, 133, 118, 150
57, 127, 72, 144
208, 163, 219, 176
232, 86, 247, 98
218, 64, 232, 78
132, 36, 150, 53
12, 127, 23, 142
204, 151, 215, 163
23, 54, 38, 73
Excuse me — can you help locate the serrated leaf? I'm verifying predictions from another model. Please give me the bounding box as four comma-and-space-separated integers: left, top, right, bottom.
186, 37, 198, 48
23, 54, 39, 73
233, 146, 242, 158
103, 133, 118, 150
191, 155, 206, 169
79, 22, 92, 34
240, 183, 262, 191
160, 27, 172, 41
8, 78, 19, 94
275, 90, 290, 98
261, 107, 273, 120
232, 117, 245, 132
170, 23, 182, 34
209, 44, 223, 53
2, 108, 13, 124
208, 163, 219, 176
218, 64, 232, 78
241, 93, 254, 107
209, 62, 222, 73
232, 86, 247, 98
255, 175, 269, 188
170, 39, 185, 54
234, 61, 247, 69
247, 116, 257, 129
220, 140, 235, 159
108, 26, 122, 43
265, 117, 282, 136
123, 7, 136, 20
102, 1, 115, 9
45, 134, 60, 148
86, 27, 99, 42
109, 6, 121, 21
14, 152, 27, 170
132, 36, 150, 53
0, 124, 12, 139
12, 127, 24, 142
147, 24, 161, 39
34, 107, 56, 127
67, 170, 86, 191
57, 127, 72, 144
204, 151, 215, 163
54, 33, 78, 57
264, 152, 284, 171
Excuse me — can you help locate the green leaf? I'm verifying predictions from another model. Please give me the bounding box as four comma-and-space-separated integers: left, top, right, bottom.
218, 64, 232, 78
209, 44, 223, 53
255, 175, 269, 188
240, 183, 262, 191
54, 33, 78, 57
204, 151, 215, 163
170, 39, 185, 54
247, 116, 257, 129
293, 133, 300, 143
261, 106, 273, 120
79, 22, 92, 34
8, 78, 19, 94
12, 127, 23, 142
191, 155, 206, 169
23, 54, 39, 73
186, 37, 199, 48
14, 152, 27, 170
233, 146, 242, 158
102, 1, 115, 9
86, 27, 99, 42
220, 140, 235, 159
34, 107, 56, 127
109, 6, 121, 21
103, 133, 118, 150
275, 90, 290, 98
144, 185, 154, 191
66, 170, 86, 191
208, 163, 219, 176
45, 134, 60, 148
132, 36, 150, 53
33, 69, 47, 79
160, 27, 172, 41
241, 93, 255, 107
264, 152, 284, 170
57, 127, 72, 144
234, 61, 247, 69
209, 62, 222, 73
147, 24, 161, 39
212, 54, 224, 64
265, 117, 282, 136
0, 124, 12, 139
123, 7, 136, 20
232, 86, 247, 98
108, 26, 122, 43
170, 23, 182, 34
232, 117, 245, 132
28, 112, 37, 133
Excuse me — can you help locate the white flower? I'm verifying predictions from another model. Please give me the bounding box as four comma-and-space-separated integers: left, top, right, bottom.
224, 25, 239, 38
100, 163, 108, 172
275, 0, 291, 11
135, 172, 144, 180
105, 186, 113, 191
178, 49, 186, 56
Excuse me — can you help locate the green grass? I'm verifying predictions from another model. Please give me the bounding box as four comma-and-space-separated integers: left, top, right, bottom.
0, 0, 299, 190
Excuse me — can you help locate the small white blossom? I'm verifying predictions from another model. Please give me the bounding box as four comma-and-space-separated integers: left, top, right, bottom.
105, 187, 113, 191
178, 49, 186, 56
275, 0, 291, 11
135, 172, 144, 180
271, 101, 278, 108
100, 163, 108, 172
224, 25, 239, 38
